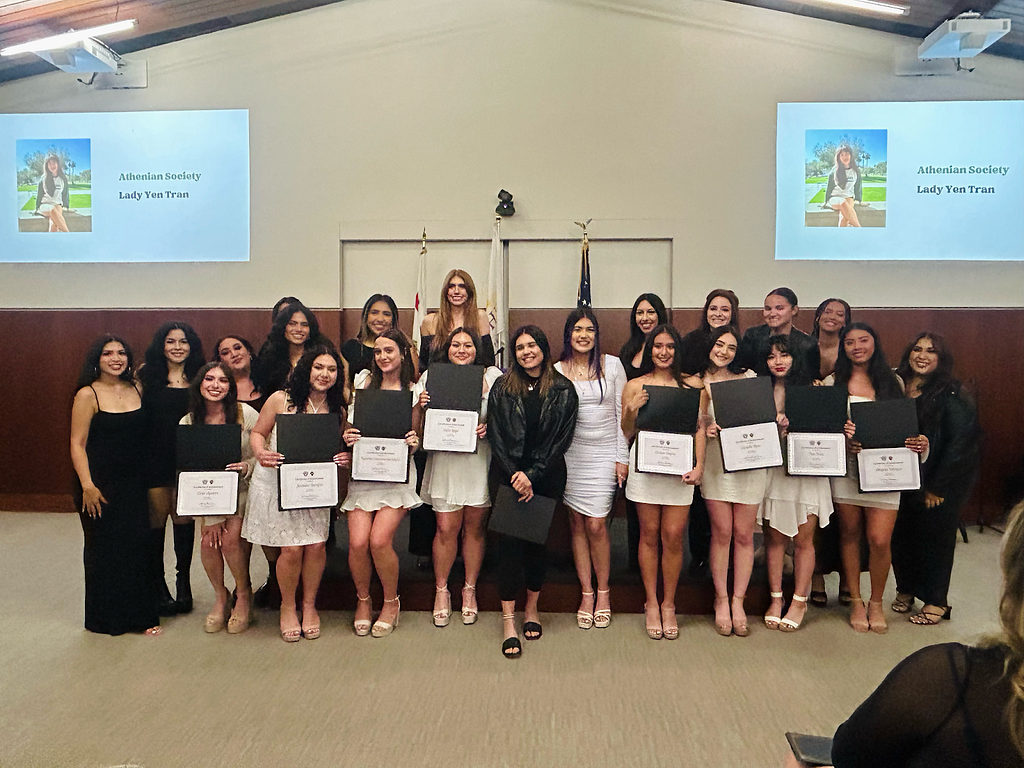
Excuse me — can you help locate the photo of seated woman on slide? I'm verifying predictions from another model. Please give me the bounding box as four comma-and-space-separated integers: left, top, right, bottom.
823, 146, 862, 228
34, 154, 72, 232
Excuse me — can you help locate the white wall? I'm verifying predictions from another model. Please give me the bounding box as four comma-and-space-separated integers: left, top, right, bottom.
1, 0, 1021, 309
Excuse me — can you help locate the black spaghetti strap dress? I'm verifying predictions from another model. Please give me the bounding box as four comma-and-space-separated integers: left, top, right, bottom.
74, 391, 159, 635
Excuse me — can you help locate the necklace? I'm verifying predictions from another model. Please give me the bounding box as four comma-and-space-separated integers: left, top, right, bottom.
308, 395, 327, 414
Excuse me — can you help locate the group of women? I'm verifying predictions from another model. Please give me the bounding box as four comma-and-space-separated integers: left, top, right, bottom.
71, 273, 980, 660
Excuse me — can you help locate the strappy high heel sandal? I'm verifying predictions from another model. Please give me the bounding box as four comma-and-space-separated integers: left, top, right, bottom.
594, 589, 611, 629
644, 603, 663, 640
764, 591, 784, 630
501, 613, 521, 659
779, 594, 808, 632
891, 593, 914, 614
577, 590, 595, 630
849, 599, 869, 633
433, 586, 451, 628
731, 594, 749, 637
867, 600, 888, 634
371, 596, 400, 638
713, 594, 732, 637
353, 593, 372, 637
909, 605, 952, 625
661, 604, 679, 640
461, 584, 478, 625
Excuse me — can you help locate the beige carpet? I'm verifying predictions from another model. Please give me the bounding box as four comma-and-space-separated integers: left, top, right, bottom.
0, 511, 1003, 768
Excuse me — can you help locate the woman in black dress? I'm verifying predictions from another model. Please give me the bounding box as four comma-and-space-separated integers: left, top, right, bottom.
70, 336, 160, 636
418, 270, 495, 373
678, 288, 739, 376
139, 321, 205, 616
340, 294, 400, 385
255, 301, 331, 396
488, 325, 578, 658
891, 332, 980, 625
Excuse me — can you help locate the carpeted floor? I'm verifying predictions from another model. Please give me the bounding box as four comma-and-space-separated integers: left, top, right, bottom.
0, 511, 1003, 768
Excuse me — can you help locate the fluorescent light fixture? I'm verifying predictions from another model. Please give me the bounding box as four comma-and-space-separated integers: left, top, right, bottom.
814, 0, 907, 16
0, 19, 136, 56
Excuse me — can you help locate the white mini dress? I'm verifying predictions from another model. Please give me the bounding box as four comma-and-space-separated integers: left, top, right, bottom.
700, 374, 768, 506
340, 371, 422, 514
415, 366, 503, 513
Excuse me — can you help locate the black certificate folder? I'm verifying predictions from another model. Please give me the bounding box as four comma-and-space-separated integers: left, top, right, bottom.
276, 413, 341, 463
427, 365, 485, 412
635, 386, 701, 434
710, 376, 776, 428
353, 389, 413, 438
785, 386, 848, 433
850, 399, 918, 449
176, 424, 241, 471
487, 485, 557, 546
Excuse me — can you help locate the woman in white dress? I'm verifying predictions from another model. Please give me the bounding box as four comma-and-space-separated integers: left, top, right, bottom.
554, 309, 629, 630
700, 324, 766, 637
621, 324, 705, 640
179, 362, 259, 634
341, 329, 423, 638
415, 326, 502, 627
759, 337, 833, 633
243, 347, 350, 642
831, 322, 928, 633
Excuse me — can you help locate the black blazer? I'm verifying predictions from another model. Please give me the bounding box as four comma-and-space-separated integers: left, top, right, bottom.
487, 371, 578, 486
822, 166, 862, 207
35, 176, 70, 211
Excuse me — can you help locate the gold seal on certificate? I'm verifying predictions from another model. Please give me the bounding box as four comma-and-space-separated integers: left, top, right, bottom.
278, 462, 339, 510
719, 422, 783, 472
351, 437, 410, 483
636, 431, 694, 476
176, 471, 239, 517
857, 447, 921, 492
786, 433, 847, 476
422, 409, 479, 453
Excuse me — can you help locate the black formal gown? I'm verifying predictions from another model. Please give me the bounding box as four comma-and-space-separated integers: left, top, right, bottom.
75, 400, 159, 635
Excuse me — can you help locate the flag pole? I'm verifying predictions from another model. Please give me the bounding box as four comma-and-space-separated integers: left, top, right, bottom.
574, 218, 593, 309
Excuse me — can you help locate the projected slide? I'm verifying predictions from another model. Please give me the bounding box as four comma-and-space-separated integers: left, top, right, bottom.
776, 101, 1023, 261
1, 110, 248, 263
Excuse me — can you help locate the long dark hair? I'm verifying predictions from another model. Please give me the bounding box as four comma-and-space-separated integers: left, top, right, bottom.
834, 145, 859, 189
432, 326, 487, 366
639, 324, 689, 385
42, 154, 68, 198
368, 329, 417, 391
210, 335, 256, 365
186, 362, 240, 425
559, 308, 605, 401
76, 335, 136, 390
703, 324, 744, 376
139, 321, 205, 391
895, 332, 962, 429
356, 294, 399, 345
620, 293, 668, 366
812, 297, 853, 338
272, 296, 301, 322
700, 289, 740, 335
766, 334, 813, 387
500, 325, 555, 399
287, 346, 348, 414
834, 322, 902, 400
256, 302, 325, 392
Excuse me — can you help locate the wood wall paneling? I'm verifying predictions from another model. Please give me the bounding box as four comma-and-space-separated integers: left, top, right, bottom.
1, 307, 1020, 524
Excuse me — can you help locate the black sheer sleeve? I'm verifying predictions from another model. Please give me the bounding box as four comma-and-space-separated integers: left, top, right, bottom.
832, 644, 968, 768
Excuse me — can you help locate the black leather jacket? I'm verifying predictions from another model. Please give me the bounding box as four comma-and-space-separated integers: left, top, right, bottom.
915, 384, 981, 503
487, 371, 578, 486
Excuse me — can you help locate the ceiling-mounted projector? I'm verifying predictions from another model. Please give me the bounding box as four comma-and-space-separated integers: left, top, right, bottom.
918, 14, 1011, 59
35, 37, 117, 73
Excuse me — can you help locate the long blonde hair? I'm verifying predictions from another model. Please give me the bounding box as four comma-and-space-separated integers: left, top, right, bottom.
431, 269, 479, 351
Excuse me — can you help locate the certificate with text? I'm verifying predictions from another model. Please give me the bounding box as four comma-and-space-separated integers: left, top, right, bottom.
423, 409, 479, 453
720, 422, 783, 472
857, 448, 921, 492
636, 431, 694, 476
786, 433, 847, 477
351, 438, 410, 483
176, 471, 238, 517
278, 462, 338, 510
